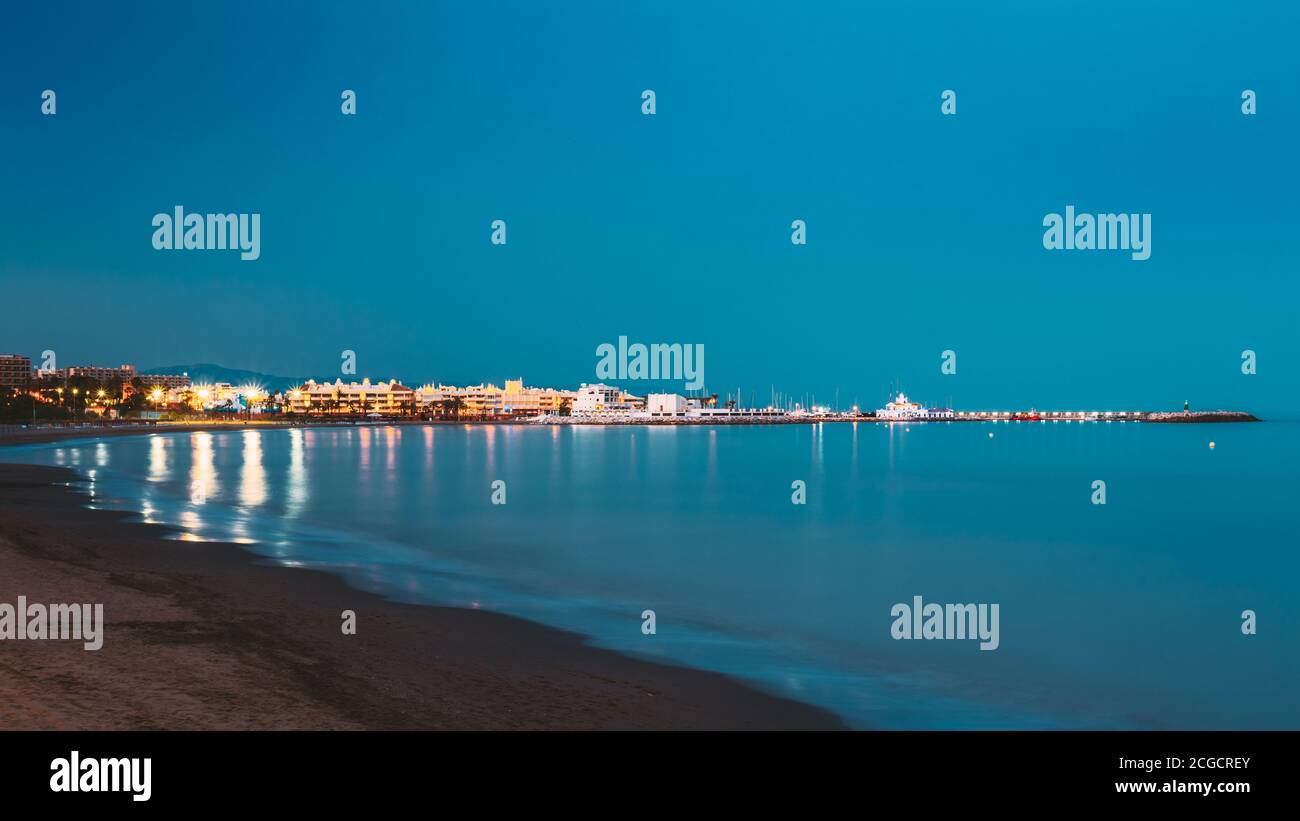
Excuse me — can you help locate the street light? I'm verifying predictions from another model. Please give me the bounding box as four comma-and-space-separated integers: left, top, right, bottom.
243, 388, 263, 420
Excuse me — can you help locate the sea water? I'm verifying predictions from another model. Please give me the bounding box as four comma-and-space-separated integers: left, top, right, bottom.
3, 420, 1296, 729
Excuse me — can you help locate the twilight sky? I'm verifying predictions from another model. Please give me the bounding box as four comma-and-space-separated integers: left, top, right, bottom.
2, 1, 1296, 416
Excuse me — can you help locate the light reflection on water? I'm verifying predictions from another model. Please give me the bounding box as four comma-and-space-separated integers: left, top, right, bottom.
287, 428, 307, 519
239, 430, 266, 509
3, 422, 1298, 730
148, 435, 167, 482
190, 432, 216, 508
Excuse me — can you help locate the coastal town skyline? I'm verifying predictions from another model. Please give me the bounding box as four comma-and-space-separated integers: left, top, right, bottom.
1, 349, 1259, 429
4, 3, 1297, 420
0, 348, 1263, 419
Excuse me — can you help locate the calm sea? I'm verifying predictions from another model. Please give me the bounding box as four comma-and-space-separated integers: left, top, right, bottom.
4, 420, 1296, 729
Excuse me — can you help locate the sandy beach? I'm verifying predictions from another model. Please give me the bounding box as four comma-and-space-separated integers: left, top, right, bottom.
0, 444, 843, 730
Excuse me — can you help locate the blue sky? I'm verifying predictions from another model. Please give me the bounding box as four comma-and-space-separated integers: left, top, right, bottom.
1, 1, 1296, 415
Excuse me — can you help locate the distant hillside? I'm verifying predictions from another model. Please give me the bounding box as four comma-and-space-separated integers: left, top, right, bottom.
141, 364, 315, 393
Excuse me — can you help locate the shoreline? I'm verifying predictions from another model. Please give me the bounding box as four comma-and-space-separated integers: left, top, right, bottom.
0, 459, 844, 730
0, 407, 1264, 448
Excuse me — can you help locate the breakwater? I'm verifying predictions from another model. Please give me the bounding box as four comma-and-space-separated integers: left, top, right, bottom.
539, 409, 1260, 426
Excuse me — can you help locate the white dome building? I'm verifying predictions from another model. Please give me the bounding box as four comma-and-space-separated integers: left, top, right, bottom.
875, 392, 954, 421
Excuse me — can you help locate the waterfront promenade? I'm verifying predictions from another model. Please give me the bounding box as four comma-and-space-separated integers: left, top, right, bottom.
0, 408, 1261, 443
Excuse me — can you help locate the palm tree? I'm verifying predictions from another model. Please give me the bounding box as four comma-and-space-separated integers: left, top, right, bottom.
107, 377, 124, 412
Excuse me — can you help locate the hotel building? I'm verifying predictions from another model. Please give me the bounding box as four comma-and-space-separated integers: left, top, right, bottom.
33, 364, 137, 384
415, 383, 503, 416
416, 379, 576, 416
140, 372, 193, 390
29, 363, 190, 391
287, 378, 416, 415
499, 379, 576, 415
0, 354, 32, 389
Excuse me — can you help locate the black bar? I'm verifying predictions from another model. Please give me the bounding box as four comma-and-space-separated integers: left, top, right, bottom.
1, 730, 1284, 807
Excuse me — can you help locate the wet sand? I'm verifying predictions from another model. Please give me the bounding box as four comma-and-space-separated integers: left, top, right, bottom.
0, 457, 843, 730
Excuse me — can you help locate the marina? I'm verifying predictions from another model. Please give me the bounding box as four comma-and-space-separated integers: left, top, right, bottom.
534, 392, 1260, 425
530, 410, 1259, 425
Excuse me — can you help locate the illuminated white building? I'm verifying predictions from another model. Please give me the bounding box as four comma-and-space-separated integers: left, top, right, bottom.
645, 393, 690, 417
875, 392, 954, 421
571, 383, 642, 417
